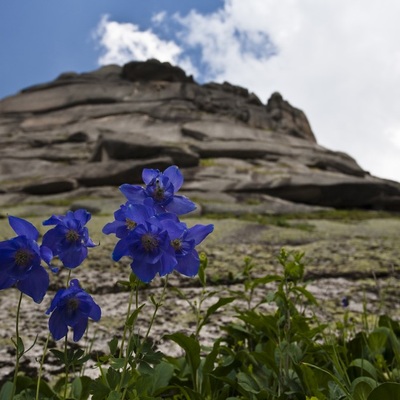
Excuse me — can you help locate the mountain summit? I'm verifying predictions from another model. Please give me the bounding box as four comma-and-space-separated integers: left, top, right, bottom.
1, 59, 399, 215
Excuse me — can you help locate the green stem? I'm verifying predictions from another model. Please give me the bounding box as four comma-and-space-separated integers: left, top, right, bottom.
119, 288, 135, 358
116, 283, 137, 395
36, 332, 51, 400
142, 276, 169, 344
118, 277, 169, 396
63, 334, 69, 400
12, 292, 23, 399
66, 269, 72, 287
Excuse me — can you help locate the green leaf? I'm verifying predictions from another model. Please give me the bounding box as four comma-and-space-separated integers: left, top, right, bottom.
50, 348, 66, 363
201, 339, 222, 394
0, 382, 13, 400
108, 337, 118, 355
237, 372, 260, 394
71, 377, 83, 399
110, 357, 125, 370
165, 333, 201, 371
33, 378, 59, 398
90, 378, 111, 400
367, 383, 400, 400
149, 361, 174, 395
106, 367, 121, 390
293, 285, 318, 305
78, 376, 94, 400
251, 275, 282, 287
349, 359, 378, 380
352, 377, 377, 400
106, 390, 122, 400
198, 297, 235, 332
11, 336, 25, 356
367, 328, 389, 353
126, 304, 145, 328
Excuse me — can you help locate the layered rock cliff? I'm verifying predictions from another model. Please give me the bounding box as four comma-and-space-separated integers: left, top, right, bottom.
1, 59, 399, 215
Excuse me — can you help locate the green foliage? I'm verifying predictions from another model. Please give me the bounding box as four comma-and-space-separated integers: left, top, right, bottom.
4, 249, 400, 400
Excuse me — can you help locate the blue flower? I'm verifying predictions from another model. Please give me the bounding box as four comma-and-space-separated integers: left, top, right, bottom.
46, 279, 101, 341
42, 209, 96, 269
160, 218, 214, 276
341, 296, 349, 308
112, 217, 177, 283
0, 216, 49, 303
102, 202, 155, 239
119, 165, 196, 215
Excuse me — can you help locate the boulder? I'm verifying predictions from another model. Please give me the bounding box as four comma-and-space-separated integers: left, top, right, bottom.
0, 59, 399, 214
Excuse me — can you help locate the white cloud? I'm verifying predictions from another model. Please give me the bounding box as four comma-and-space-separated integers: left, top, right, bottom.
94, 15, 183, 66
94, 14, 198, 80
152, 11, 167, 25
173, 0, 400, 181
93, 2, 400, 182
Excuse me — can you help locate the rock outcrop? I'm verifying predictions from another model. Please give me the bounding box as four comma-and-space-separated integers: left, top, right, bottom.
1, 59, 400, 215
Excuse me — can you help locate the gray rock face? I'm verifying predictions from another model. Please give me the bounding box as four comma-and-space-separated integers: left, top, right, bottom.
1, 59, 400, 214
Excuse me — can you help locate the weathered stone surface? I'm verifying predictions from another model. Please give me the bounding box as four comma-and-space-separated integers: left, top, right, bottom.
22, 178, 77, 195
0, 215, 399, 382
122, 59, 194, 83
1, 59, 400, 213
266, 92, 316, 142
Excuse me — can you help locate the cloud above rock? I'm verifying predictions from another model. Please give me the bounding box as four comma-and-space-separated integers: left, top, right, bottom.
94, 1, 400, 181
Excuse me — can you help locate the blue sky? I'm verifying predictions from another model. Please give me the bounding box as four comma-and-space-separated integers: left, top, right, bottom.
1, 1, 400, 183
0, 0, 222, 97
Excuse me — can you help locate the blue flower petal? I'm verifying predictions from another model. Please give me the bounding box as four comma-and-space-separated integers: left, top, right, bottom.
0, 242, 18, 271
165, 195, 196, 215
72, 317, 88, 342
164, 165, 184, 191
8, 216, 39, 241
42, 226, 66, 252
159, 252, 177, 276
73, 209, 91, 226
0, 273, 16, 290
175, 251, 200, 277
187, 224, 214, 245
142, 168, 159, 185
102, 220, 125, 235
46, 288, 66, 314
16, 264, 49, 303
40, 245, 53, 266
49, 308, 69, 340
131, 259, 159, 283
82, 228, 97, 247
89, 302, 101, 321
59, 244, 88, 269
42, 215, 63, 226
119, 184, 146, 203
112, 238, 131, 261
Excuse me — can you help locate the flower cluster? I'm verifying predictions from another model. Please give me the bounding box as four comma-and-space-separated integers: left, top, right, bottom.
0, 165, 212, 343
103, 165, 214, 283
0, 210, 100, 341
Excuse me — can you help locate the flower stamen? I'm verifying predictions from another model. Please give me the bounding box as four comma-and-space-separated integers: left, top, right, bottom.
153, 179, 165, 201
171, 238, 182, 251
66, 229, 80, 242
141, 234, 159, 252
125, 218, 137, 230
67, 297, 80, 315
14, 249, 33, 267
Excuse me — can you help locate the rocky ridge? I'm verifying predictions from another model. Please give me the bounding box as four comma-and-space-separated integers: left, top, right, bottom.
1, 58, 400, 216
